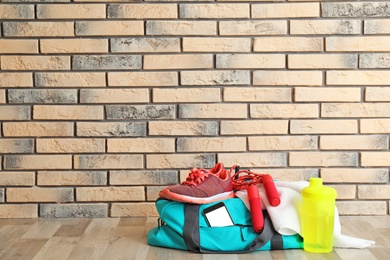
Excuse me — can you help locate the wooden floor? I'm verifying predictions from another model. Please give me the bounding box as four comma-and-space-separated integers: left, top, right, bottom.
0, 216, 389, 260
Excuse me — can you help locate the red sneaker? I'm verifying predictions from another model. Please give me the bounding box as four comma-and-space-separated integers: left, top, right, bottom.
159, 163, 234, 204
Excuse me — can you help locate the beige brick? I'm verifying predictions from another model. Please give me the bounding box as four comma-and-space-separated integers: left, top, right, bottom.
0, 39, 38, 54
73, 55, 141, 70
77, 122, 146, 137
365, 19, 390, 34
183, 37, 251, 52
1, 56, 70, 71
4, 155, 72, 170
218, 153, 287, 168
0, 73, 33, 87
320, 135, 388, 150
80, 89, 149, 103
107, 103, 174, 119
9, 89, 77, 104
111, 38, 180, 53
322, 103, 390, 118
74, 155, 144, 169
366, 87, 390, 101
111, 203, 157, 217
0, 90, 4, 103
221, 120, 288, 135
291, 20, 360, 35
361, 152, 390, 167
217, 54, 285, 69
3, 22, 74, 37
108, 4, 177, 19
179, 170, 190, 183
327, 71, 390, 86
336, 201, 387, 215
181, 70, 250, 85
179, 104, 247, 119
180, 4, 249, 18
322, 2, 390, 18
219, 21, 286, 35
107, 138, 175, 153
7, 188, 73, 202
253, 71, 322, 86
153, 88, 220, 103
359, 185, 390, 199
37, 4, 105, 19
248, 136, 317, 151
33, 105, 104, 120
0, 139, 34, 153
148, 121, 218, 136
177, 137, 246, 152
40, 204, 107, 218
251, 104, 318, 118
144, 54, 213, 70
0, 172, 35, 186
256, 169, 319, 182
326, 37, 390, 52
213, 0, 284, 1
110, 170, 177, 186
321, 168, 389, 183
254, 37, 323, 52
3, 122, 73, 137
40, 39, 108, 53
224, 87, 290, 102
102, 103, 172, 122
146, 154, 214, 169
147, 186, 165, 201
360, 54, 390, 69
0, 4, 34, 19
289, 152, 358, 167
253, 3, 318, 18
329, 185, 356, 200
291, 120, 358, 134
147, 21, 216, 35
37, 138, 105, 153
77, 187, 144, 202
108, 72, 178, 87
0, 106, 30, 120
76, 21, 143, 36
38, 171, 107, 186
295, 87, 361, 102
361, 119, 390, 134
35, 72, 106, 87
0, 205, 37, 218
289, 54, 357, 69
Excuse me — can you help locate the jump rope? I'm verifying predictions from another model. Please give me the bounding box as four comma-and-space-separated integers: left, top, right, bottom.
230, 165, 280, 233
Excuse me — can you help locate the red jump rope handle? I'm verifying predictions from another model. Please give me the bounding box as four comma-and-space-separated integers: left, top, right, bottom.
262, 174, 280, 207
247, 184, 264, 233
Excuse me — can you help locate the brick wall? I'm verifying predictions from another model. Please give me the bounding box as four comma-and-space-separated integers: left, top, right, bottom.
0, 0, 390, 218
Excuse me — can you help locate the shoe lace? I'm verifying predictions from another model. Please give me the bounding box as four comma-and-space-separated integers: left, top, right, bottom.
182, 168, 210, 186
231, 165, 266, 190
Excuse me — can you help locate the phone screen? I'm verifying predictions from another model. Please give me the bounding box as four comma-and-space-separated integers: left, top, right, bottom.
203, 202, 234, 227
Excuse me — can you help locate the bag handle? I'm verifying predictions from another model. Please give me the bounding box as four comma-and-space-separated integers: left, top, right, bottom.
183, 204, 283, 253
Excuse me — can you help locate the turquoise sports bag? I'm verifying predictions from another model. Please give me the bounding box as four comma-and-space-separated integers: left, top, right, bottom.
147, 198, 303, 253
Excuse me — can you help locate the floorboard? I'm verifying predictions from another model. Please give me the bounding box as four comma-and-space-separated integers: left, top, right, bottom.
0, 216, 387, 260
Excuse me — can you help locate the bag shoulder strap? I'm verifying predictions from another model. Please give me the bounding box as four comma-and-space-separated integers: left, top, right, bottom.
183, 203, 283, 253
183, 203, 202, 252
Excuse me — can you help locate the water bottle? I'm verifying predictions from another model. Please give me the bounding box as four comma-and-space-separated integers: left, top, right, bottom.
301, 178, 337, 253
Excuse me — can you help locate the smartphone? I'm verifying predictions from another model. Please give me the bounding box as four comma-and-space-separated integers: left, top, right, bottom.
202, 202, 234, 227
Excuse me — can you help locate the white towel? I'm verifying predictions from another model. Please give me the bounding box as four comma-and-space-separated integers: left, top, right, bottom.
235, 181, 375, 249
